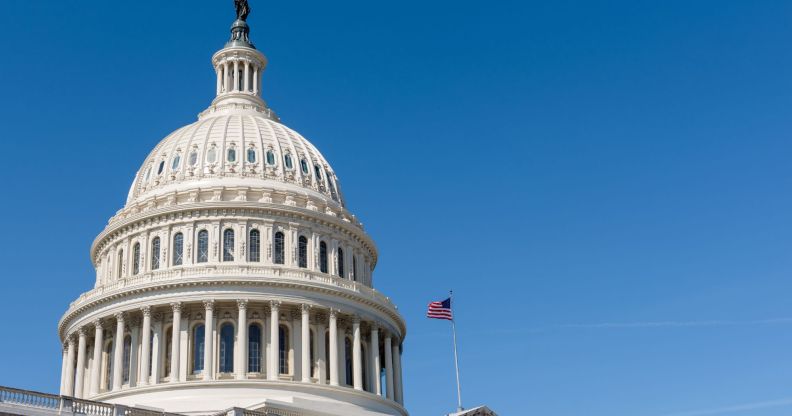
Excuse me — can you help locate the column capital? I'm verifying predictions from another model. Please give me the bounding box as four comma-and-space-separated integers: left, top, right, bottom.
114, 312, 125, 323
370, 321, 380, 331
203, 299, 215, 311
237, 299, 249, 310
93, 319, 103, 330
329, 308, 338, 319
141, 306, 152, 317
171, 302, 182, 313
301, 303, 312, 313
352, 314, 361, 324
77, 327, 86, 337
269, 300, 281, 311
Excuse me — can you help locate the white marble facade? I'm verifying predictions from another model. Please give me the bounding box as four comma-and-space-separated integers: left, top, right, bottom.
57, 11, 407, 416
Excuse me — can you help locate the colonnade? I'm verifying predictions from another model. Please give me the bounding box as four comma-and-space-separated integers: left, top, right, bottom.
60, 300, 404, 405
216, 57, 261, 96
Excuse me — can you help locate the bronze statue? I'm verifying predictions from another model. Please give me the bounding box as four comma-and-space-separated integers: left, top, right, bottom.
235, 0, 250, 21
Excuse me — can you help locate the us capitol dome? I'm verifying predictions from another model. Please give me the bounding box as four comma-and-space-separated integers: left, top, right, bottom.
56, 6, 407, 416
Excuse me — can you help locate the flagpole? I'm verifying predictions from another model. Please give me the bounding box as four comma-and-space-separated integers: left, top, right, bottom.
450, 290, 463, 412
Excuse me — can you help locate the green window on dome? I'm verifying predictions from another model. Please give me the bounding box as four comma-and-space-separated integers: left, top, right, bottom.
300, 159, 309, 174
247, 148, 256, 163
227, 148, 237, 163
266, 150, 275, 165
284, 154, 293, 169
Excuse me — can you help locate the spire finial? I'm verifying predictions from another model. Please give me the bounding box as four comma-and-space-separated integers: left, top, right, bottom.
227, 0, 254, 48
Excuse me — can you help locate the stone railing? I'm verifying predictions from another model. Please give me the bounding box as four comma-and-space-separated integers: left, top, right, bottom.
212, 407, 299, 416
69, 265, 398, 314
0, 386, 185, 416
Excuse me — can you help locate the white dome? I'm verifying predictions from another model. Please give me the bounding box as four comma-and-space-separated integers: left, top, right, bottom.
128, 113, 345, 209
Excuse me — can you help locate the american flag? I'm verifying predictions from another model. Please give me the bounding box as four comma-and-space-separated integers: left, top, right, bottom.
427, 297, 453, 320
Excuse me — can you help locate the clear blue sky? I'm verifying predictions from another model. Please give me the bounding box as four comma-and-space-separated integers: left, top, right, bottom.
1, 1, 792, 415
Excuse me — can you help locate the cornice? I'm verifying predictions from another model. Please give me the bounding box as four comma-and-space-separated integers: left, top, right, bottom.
58, 273, 406, 341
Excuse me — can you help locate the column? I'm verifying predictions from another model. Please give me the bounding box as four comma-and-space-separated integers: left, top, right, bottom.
128, 319, 140, 387
301, 305, 311, 382
170, 303, 181, 382
203, 300, 214, 381
139, 307, 151, 386
222, 62, 229, 92
384, 333, 394, 400
316, 318, 327, 384
233, 60, 239, 92
393, 340, 404, 404
352, 317, 362, 390
60, 344, 68, 394
64, 337, 76, 396
216, 66, 222, 95
89, 321, 104, 395
112, 314, 124, 390
268, 301, 280, 380
292, 310, 302, 381
244, 61, 250, 92
328, 309, 339, 386
236, 300, 248, 379
370, 324, 381, 396
253, 67, 259, 95
151, 315, 163, 385
74, 329, 87, 398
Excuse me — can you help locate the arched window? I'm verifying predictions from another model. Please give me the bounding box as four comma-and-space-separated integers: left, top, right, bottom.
227, 148, 237, 163
151, 237, 161, 270
352, 256, 358, 282
273, 231, 285, 265
298, 236, 308, 268
197, 230, 209, 263
219, 323, 234, 373
132, 243, 141, 275
266, 150, 275, 165
319, 242, 328, 273
164, 329, 172, 379
189, 150, 198, 166
284, 154, 293, 170
247, 148, 256, 164
337, 247, 345, 277
344, 337, 353, 386
207, 147, 217, 163
104, 341, 113, 391
123, 335, 132, 383
309, 330, 316, 378
279, 325, 289, 374
248, 324, 261, 373
300, 158, 309, 174
173, 233, 184, 266
157, 160, 165, 175
171, 154, 181, 171
192, 325, 205, 374
223, 229, 235, 262
362, 344, 368, 391
249, 229, 260, 262
117, 250, 124, 278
